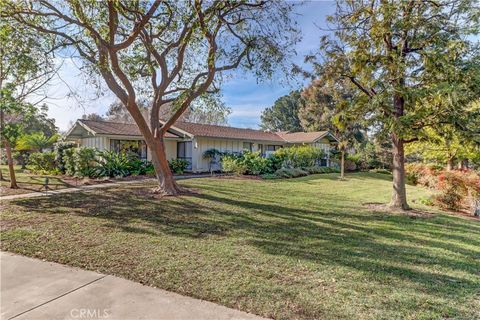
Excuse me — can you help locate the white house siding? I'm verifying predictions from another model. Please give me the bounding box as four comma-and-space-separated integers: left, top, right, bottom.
80, 136, 109, 150
147, 140, 177, 162
191, 137, 243, 172
78, 135, 177, 162
311, 137, 332, 166
75, 134, 333, 172
191, 137, 284, 172
311, 138, 331, 156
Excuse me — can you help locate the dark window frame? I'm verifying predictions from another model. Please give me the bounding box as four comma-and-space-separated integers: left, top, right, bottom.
110, 139, 147, 160
242, 142, 253, 151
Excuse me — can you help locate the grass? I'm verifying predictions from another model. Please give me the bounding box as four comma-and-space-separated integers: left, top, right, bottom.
1, 165, 71, 195
1, 172, 479, 319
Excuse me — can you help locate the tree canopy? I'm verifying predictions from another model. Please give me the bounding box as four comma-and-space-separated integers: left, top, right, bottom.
4, 0, 299, 195
260, 90, 303, 132
310, 0, 480, 209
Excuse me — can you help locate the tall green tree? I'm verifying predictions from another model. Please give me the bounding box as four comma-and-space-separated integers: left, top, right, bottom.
299, 81, 335, 132
0, 16, 55, 187
261, 90, 303, 132
406, 107, 480, 170
6, 1, 299, 195
0, 89, 37, 187
301, 79, 365, 178
24, 104, 57, 137
314, 0, 480, 209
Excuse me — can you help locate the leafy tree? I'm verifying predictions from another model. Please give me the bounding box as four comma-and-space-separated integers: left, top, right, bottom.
82, 113, 105, 121
6, 1, 299, 195
406, 120, 480, 170
104, 93, 231, 125
0, 89, 36, 187
261, 90, 303, 132
312, 0, 480, 209
24, 104, 57, 137
105, 99, 150, 123
300, 81, 338, 132
182, 93, 232, 126
17, 132, 59, 153
12, 104, 58, 169
301, 79, 365, 178
0, 13, 55, 187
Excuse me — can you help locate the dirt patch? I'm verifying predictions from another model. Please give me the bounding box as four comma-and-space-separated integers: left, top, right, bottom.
60, 174, 153, 186
363, 202, 435, 218
130, 186, 202, 199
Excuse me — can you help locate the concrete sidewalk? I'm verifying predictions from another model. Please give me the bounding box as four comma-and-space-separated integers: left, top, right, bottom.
0, 252, 265, 320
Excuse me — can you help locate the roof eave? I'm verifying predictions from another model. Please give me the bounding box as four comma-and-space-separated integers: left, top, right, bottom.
64, 120, 97, 139
159, 120, 194, 139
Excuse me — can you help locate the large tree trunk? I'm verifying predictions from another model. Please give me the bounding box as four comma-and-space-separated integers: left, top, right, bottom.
149, 137, 181, 196
5, 140, 18, 189
0, 147, 3, 180
390, 134, 409, 209
446, 157, 455, 171
340, 150, 345, 179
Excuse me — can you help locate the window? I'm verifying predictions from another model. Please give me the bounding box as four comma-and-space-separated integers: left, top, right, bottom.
266, 145, 281, 151
258, 144, 264, 155
243, 142, 253, 151
177, 141, 192, 170
110, 139, 147, 160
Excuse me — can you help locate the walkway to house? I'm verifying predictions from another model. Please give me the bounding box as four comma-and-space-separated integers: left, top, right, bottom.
1, 252, 265, 320
0, 174, 215, 201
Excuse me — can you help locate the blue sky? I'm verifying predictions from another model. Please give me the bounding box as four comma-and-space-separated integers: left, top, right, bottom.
44, 1, 335, 131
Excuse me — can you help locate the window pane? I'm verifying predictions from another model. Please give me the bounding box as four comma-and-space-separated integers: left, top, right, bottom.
109, 139, 146, 159
243, 142, 252, 151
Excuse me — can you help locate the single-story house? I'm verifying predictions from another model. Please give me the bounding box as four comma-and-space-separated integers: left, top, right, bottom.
65, 119, 338, 172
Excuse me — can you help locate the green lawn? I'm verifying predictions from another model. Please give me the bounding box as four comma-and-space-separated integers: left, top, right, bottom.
1, 165, 71, 195
1, 173, 479, 319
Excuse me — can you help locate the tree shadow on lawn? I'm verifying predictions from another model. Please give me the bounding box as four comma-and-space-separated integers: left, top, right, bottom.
10, 187, 480, 303
278, 172, 394, 183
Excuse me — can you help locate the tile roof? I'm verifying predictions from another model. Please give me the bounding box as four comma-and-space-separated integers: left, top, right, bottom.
171, 121, 285, 142
75, 119, 336, 144
78, 119, 179, 138
276, 131, 330, 143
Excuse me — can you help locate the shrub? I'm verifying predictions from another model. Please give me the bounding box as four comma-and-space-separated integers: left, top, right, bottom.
434, 172, 466, 210
96, 151, 131, 177
73, 147, 97, 177
62, 148, 76, 176
408, 164, 480, 213
303, 166, 339, 174
54, 142, 76, 173
405, 163, 441, 187
369, 168, 391, 175
130, 159, 154, 175
203, 148, 222, 172
240, 151, 273, 175
273, 168, 308, 179
344, 159, 357, 172
168, 158, 189, 174
261, 173, 280, 180
434, 170, 480, 211
273, 145, 325, 168
220, 151, 273, 175
28, 152, 58, 174
220, 155, 247, 175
